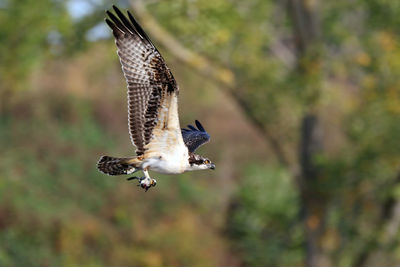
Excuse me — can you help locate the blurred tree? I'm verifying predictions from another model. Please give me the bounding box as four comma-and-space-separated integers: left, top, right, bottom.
131, 0, 400, 266
0, 0, 108, 113
0, 0, 70, 111
286, 0, 328, 266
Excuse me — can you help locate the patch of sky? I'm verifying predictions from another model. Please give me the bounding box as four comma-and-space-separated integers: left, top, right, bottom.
86, 22, 110, 41
67, 0, 100, 21
0, 0, 7, 9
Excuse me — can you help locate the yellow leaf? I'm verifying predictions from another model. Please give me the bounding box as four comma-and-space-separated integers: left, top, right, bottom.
355, 52, 371, 66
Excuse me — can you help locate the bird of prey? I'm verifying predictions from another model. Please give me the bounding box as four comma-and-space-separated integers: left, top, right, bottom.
97, 6, 215, 191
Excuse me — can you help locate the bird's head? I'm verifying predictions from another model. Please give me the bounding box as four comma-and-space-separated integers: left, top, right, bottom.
187, 154, 215, 171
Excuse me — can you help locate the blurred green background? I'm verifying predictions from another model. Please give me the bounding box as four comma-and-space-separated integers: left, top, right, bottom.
1, 0, 400, 266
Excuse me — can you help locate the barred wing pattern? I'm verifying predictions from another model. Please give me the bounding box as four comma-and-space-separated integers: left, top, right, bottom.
106, 6, 179, 156
181, 120, 210, 153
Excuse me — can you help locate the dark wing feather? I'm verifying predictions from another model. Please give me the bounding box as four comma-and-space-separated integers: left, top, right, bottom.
181, 120, 210, 152
106, 6, 179, 156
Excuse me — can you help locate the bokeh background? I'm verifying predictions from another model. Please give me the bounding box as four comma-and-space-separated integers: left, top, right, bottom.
1, 0, 400, 266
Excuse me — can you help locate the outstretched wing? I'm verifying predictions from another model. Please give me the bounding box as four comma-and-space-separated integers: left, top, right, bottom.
181, 120, 210, 153
106, 6, 180, 156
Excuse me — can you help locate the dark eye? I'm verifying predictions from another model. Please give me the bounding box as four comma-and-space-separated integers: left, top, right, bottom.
204, 160, 210, 164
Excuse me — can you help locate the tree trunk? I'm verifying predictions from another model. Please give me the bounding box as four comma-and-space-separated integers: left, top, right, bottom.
298, 114, 328, 267
286, 1, 329, 266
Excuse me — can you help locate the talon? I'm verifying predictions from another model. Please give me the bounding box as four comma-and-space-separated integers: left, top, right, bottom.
135, 178, 157, 192
140, 183, 151, 192
128, 175, 156, 191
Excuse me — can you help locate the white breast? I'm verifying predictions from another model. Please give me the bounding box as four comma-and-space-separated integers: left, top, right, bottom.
143, 143, 189, 174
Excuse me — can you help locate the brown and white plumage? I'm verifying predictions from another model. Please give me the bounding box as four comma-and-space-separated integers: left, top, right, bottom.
105, 6, 179, 156
97, 6, 215, 190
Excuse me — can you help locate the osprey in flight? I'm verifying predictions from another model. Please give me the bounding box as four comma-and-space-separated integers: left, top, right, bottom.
97, 6, 215, 191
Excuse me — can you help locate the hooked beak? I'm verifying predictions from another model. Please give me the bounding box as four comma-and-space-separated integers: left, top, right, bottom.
209, 163, 216, 170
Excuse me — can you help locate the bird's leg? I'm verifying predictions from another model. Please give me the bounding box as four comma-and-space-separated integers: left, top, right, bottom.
127, 169, 156, 191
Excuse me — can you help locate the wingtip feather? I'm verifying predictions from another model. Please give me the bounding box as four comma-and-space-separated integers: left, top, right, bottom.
113, 5, 136, 34
106, 5, 155, 47
106, 9, 131, 35
187, 125, 197, 131
105, 18, 114, 28
127, 10, 151, 42
195, 120, 206, 132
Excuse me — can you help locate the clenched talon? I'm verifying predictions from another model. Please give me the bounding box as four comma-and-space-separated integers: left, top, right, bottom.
127, 176, 156, 191
140, 178, 157, 192
141, 183, 151, 192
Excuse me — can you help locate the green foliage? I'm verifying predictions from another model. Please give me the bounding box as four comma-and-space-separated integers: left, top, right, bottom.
0, 0, 72, 94
0, 91, 223, 266
227, 165, 303, 266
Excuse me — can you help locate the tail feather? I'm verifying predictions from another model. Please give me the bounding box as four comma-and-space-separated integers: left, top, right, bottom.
97, 156, 139, 176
